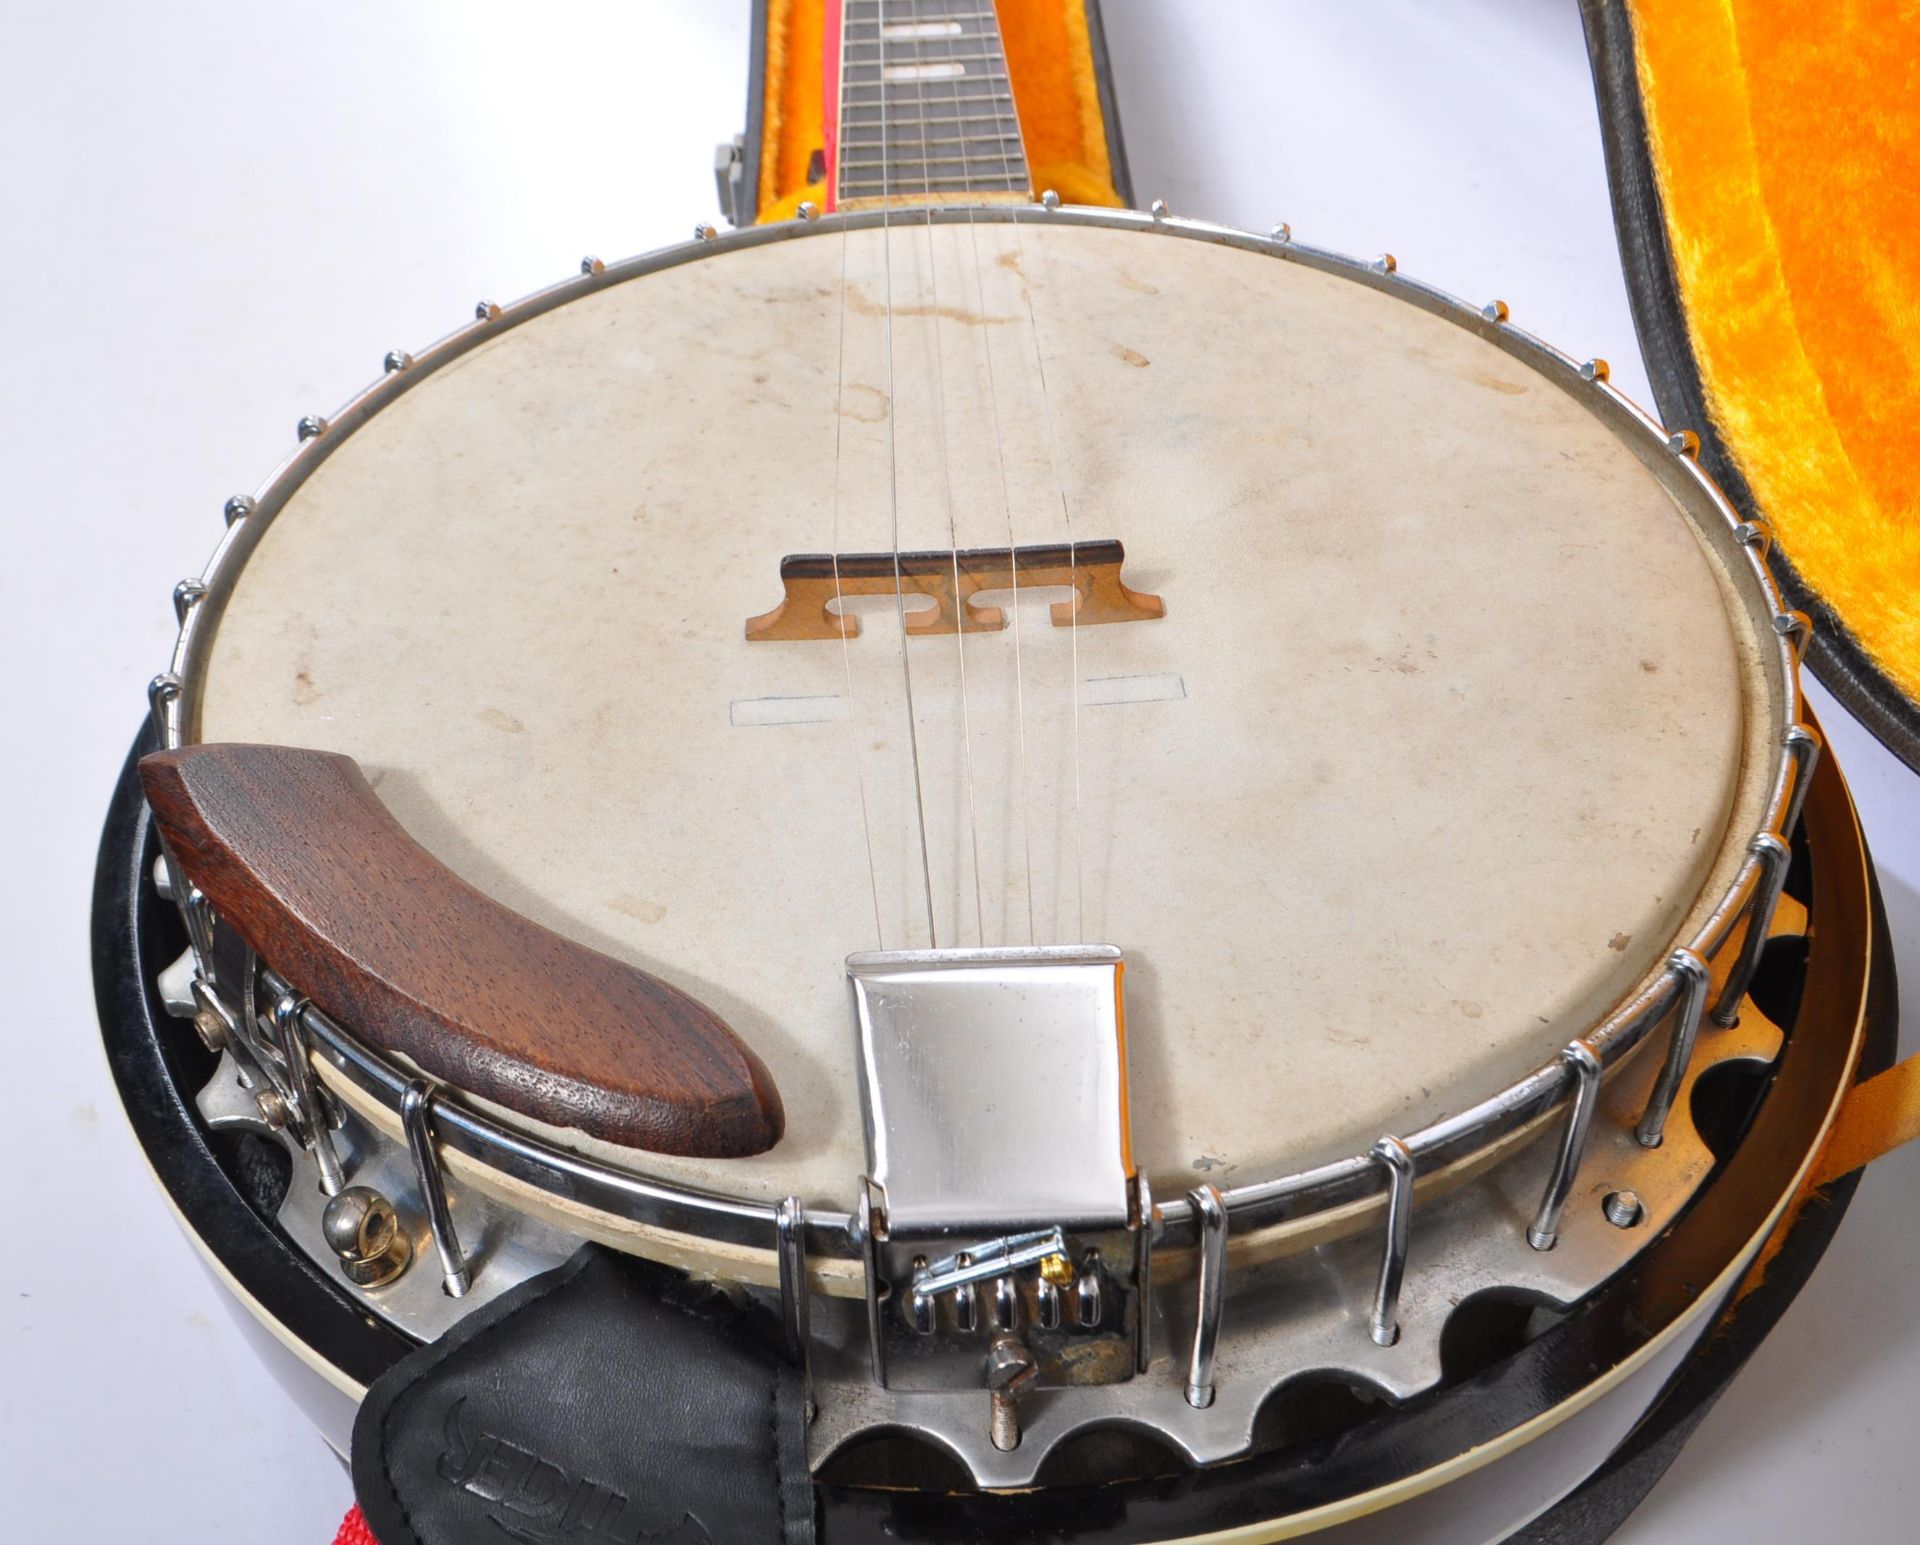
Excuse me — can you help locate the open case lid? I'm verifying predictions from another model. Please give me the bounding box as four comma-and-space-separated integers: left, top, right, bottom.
1583, 0, 1920, 772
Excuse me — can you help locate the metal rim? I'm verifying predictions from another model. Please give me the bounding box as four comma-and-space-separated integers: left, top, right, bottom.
148, 201, 1809, 1276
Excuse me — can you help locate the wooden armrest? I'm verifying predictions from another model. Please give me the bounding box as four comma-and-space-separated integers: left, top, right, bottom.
140, 743, 783, 1158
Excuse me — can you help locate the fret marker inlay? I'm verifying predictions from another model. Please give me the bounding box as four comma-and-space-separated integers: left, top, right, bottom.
883, 62, 967, 81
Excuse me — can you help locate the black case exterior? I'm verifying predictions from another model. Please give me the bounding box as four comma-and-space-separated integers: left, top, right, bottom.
1581, 0, 1920, 774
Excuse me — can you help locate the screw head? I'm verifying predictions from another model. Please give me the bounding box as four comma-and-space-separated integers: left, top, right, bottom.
1580, 358, 1611, 383
255, 1088, 291, 1130
1668, 429, 1701, 458
296, 414, 327, 442
1270, 222, 1292, 242
223, 494, 256, 525
474, 300, 502, 322
797, 201, 820, 220
984, 1333, 1037, 1392
322, 1186, 414, 1287
1041, 189, 1060, 210
1149, 199, 1169, 220
1373, 253, 1398, 274
580, 255, 606, 275
191, 1006, 228, 1053
383, 349, 413, 373
695, 223, 719, 242
1481, 300, 1510, 323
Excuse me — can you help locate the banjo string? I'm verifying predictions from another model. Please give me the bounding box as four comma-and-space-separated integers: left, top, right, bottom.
917, 19, 987, 947
878, 1, 942, 947
828, 14, 885, 949
999, 116, 1086, 945
954, 44, 1039, 948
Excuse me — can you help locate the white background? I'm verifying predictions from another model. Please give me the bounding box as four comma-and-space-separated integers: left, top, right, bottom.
3, 2, 1915, 1538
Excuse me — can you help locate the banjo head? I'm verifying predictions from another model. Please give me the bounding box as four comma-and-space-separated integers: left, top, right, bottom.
187, 211, 1777, 1213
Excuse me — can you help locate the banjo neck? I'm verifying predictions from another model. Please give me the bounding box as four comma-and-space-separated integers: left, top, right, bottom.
829, 0, 1034, 209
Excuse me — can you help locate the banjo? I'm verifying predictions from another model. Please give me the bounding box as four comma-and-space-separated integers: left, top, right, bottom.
93, 3, 1886, 1541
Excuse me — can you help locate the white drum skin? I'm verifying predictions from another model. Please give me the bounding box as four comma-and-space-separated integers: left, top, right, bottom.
191, 215, 1771, 1214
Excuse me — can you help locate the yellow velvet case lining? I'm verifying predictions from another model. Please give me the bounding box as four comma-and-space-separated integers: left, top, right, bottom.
755, 0, 1127, 223
1628, 0, 1920, 706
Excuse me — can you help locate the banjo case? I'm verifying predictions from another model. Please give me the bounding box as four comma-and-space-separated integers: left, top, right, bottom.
1582, 0, 1920, 773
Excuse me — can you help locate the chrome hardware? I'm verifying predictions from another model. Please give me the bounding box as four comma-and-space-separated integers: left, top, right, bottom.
1528, 1039, 1604, 1251
191, 1003, 227, 1054
382, 349, 412, 372
954, 1268, 980, 1333
1773, 609, 1813, 661
914, 1229, 1068, 1297
776, 1195, 811, 1380
172, 579, 206, 625
797, 201, 820, 221
985, 1335, 1038, 1451
851, 947, 1131, 1239
695, 223, 719, 243
1580, 358, 1610, 382
1076, 1252, 1103, 1328
994, 1275, 1019, 1328
580, 255, 605, 276
1603, 1191, 1645, 1229
272, 993, 345, 1195
1482, 299, 1510, 321
1372, 253, 1398, 273
1041, 189, 1060, 210
1185, 1185, 1227, 1408
907, 1281, 935, 1334
296, 414, 327, 441
254, 1087, 290, 1129
1637, 950, 1710, 1148
1713, 833, 1792, 1025
1270, 222, 1292, 242
401, 1078, 470, 1297
1784, 724, 1822, 843
1667, 429, 1700, 457
322, 1186, 413, 1287
474, 300, 502, 321
1736, 518, 1773, 559
147, 672, 181, 749
1149, 199, 1169, 219
180, 887, 217, 979
851, 947, 1140, 1391
1133, 1174, 1154, 1373
1368, 1136, 1414, 1347
222, 493, 255, 526
1037, 1276, 1062, 1329
858, 1180, 887, 1383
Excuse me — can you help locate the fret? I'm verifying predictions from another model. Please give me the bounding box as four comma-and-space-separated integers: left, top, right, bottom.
837, 128, 1021, 149
841, 151, 1017, 171
839, 178, 1029, 198
842, 41, 1015, 58
834, 0, 1030, 204
840, 88, 1015, 108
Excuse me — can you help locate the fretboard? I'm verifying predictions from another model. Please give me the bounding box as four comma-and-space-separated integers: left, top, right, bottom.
834, 0, 1032, 206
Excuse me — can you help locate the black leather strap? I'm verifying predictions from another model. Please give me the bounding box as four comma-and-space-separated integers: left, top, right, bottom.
352, 1246, 814, 1545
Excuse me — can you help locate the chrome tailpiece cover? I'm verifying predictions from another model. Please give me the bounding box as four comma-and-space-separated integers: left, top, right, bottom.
849, 947, 1148, 1451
